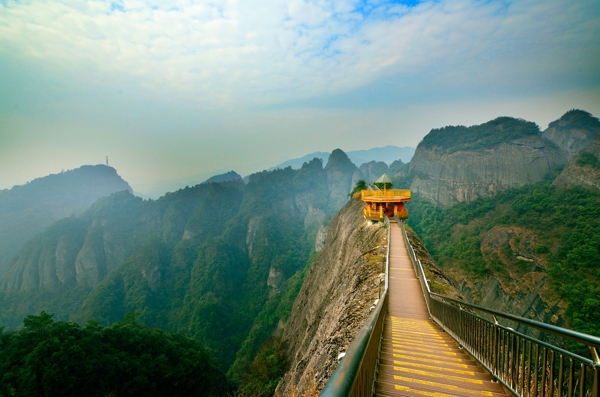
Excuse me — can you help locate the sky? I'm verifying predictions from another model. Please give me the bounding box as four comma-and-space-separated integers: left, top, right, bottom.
1, 0, 599, 194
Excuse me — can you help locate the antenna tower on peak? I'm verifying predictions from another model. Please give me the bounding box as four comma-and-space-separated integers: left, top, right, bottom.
106, 156, 109, 166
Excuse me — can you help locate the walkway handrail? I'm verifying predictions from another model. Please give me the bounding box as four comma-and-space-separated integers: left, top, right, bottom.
320, 217, 391, 397
396, 217, 600, 397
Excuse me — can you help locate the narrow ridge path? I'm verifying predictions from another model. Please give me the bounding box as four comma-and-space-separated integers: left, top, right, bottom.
374, 221, 507, 397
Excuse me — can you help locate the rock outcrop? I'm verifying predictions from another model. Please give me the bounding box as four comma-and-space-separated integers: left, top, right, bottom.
274, 198, 386, 396
356, 161, 389, 184
324, 149, 359, 214
0, 192, 150, 291
541, 110, 600, 161
443, 224, 567, 338
410, 136, 565, 207
554, 132, 600, 192
409, 117, 567, 207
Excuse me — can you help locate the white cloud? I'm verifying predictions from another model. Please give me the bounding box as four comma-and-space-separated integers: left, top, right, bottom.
0, 0, 598, 108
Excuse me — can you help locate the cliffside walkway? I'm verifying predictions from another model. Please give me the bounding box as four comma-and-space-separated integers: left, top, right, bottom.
375, 220, 507, 397
320, 217, 600, 397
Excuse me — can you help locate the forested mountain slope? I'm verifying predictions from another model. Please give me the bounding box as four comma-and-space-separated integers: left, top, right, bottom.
0, 165, 132, 276
0, 151, 360, 376
408, 182, 600, 337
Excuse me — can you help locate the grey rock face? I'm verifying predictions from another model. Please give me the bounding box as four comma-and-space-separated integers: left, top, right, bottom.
267, 266, 284, 292
357, 161, 389, 184
324, 149, 358, 214
314, 225, 329, 252
246, 216, 262, 259
554, 132, 600, 192
541, 110, 600, 161
409, 137, 566, 207
75, 225, 107, 288
274, 199, 386, 396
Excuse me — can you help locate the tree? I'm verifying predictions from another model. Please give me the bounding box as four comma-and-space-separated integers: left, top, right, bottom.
349, 180, 367, 197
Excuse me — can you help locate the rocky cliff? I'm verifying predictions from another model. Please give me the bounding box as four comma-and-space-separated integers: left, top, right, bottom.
554, 131, 600, 192
408, 116, 573, 207
274, 198, 386, 395
541, 109, 600, 161
0, 165, 132, 276
324, 149, 358, 214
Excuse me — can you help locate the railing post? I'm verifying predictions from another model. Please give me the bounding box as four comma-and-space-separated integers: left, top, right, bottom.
591, 347, 600, 397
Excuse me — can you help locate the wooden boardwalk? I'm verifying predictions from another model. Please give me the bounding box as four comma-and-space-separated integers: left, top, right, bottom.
374, 221, 507, 397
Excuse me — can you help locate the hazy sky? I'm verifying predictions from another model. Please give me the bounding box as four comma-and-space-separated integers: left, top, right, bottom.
1, 0, 599, 193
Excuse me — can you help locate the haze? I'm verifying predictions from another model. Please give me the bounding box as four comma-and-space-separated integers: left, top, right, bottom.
1, 0, 599, 194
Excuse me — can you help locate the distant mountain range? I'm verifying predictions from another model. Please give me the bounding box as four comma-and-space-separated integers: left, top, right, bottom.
132, 169, 230, 199
134, 146, 415, 199
268, 145, 415, 171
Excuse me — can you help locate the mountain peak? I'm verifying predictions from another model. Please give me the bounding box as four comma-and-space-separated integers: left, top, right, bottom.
543, 109, 600, 160
419, 117, 540, 154
549, 109, 600, 130
203, 170, 242, 184
325, 148, 356, 172
0, 164, 132, 276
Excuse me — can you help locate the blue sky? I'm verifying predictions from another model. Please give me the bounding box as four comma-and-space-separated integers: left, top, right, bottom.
0, 0, 599, 194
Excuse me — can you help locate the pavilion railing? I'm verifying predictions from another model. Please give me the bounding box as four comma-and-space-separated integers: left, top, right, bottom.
396, 216, 600, 397
319, 217, 391, 397
361, 190, 411, 199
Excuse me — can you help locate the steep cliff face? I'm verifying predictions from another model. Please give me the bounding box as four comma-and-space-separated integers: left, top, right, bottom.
410, 136, 565, 207
541, 110, 600, 160
324, 149, 359, 214
274, 198, 386, 396
554, 132, 600, 192
409, 117, 566, 206
356, 161, 389, 184
0, 165, 132, 276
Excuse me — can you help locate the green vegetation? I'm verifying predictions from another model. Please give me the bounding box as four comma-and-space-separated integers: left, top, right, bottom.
408, 182, 600, 337
0, 312, 230, 397
349, 180, 367, 196
235, 336, 287, 396
547, 109, 600, 131
419, 117, 540, 154
374, 182, 393, 190
0, 158, 342, 396
576, 152, 600, 169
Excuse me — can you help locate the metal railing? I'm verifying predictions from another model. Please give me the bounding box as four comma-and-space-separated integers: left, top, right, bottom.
395, 216, 600, 397
320, 217, 391, 397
